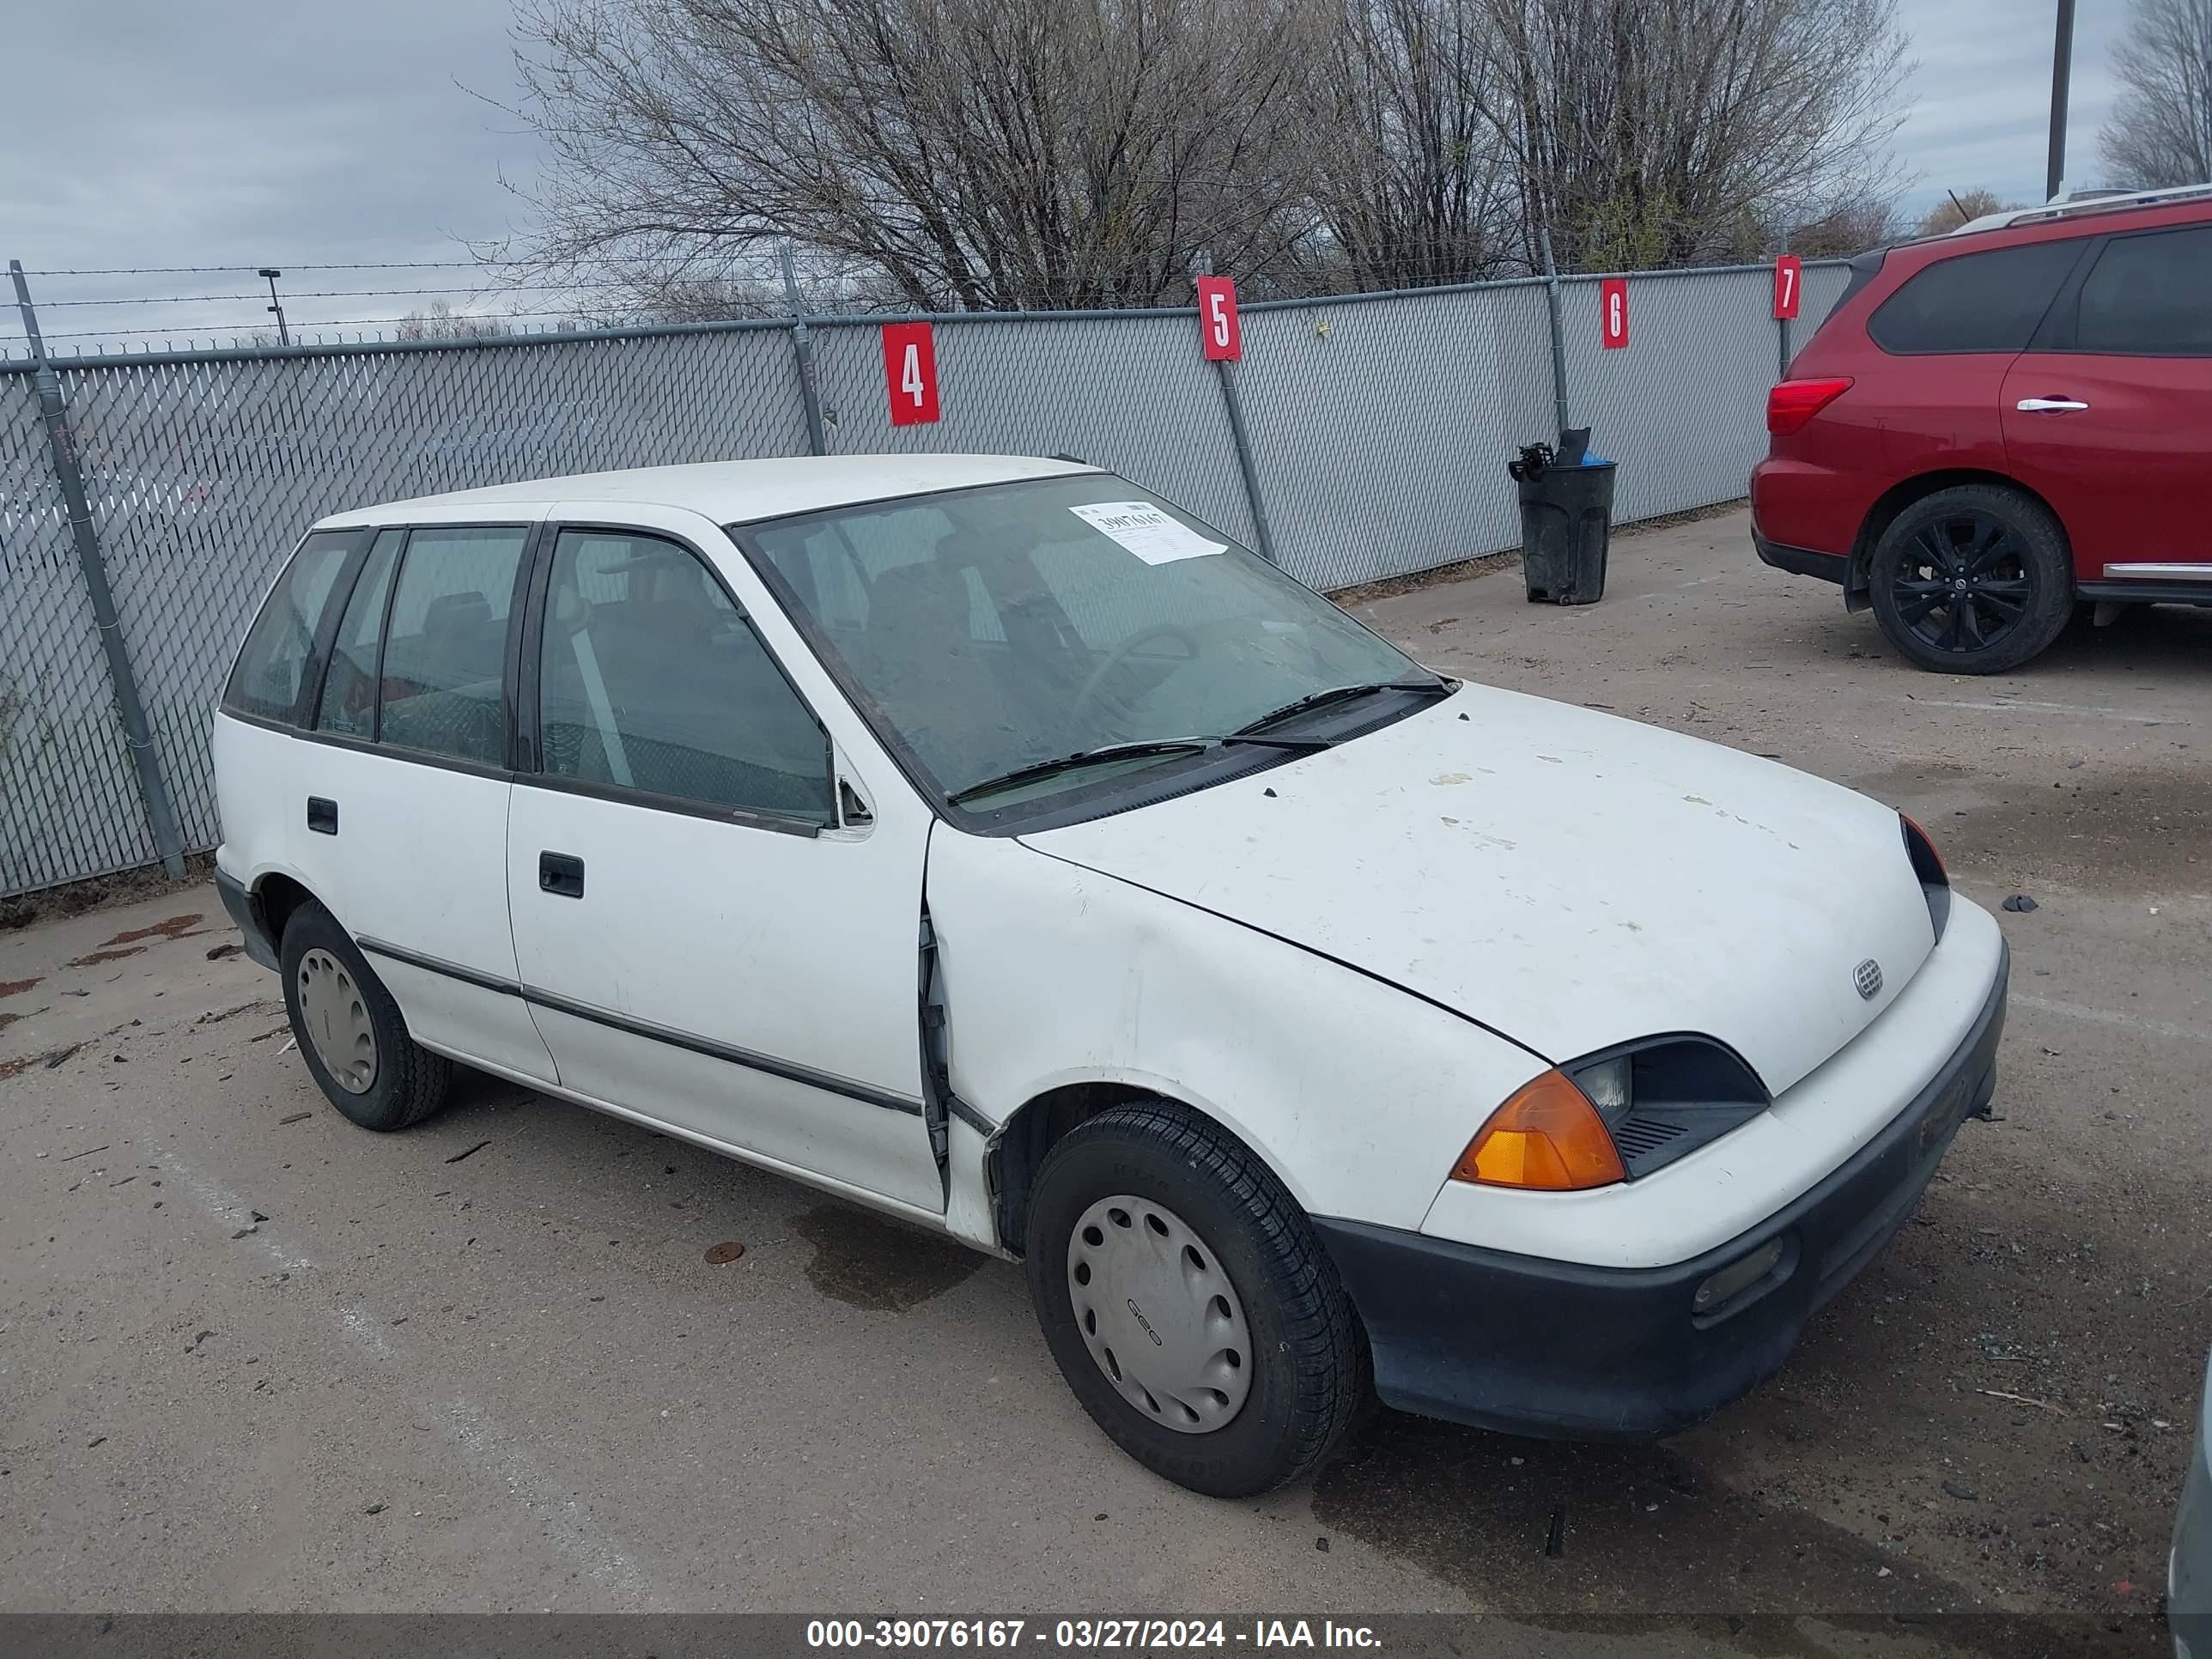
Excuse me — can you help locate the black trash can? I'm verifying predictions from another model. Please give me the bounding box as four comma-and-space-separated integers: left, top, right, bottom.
1517, 458, 1615, 605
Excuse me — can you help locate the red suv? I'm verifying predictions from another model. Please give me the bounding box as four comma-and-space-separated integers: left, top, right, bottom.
1752, 185, 2212, 673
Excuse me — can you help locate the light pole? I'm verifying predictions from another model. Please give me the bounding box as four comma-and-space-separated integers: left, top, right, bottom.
2046, 0, 2077, 202
258, 267, 290, 346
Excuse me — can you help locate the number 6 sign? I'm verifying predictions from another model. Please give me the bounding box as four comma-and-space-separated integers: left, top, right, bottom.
1600, 278, 1629, 349
1196, 276, 1241, 361
882, 322, 939, 425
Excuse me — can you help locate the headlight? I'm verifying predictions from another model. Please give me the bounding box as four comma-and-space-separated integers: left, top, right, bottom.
1451, 1036, 1771, 1191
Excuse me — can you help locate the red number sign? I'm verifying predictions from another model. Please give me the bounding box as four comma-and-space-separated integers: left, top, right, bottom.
1773, 254, 1802, 320
882, 322, 939, 425
1600, 278, 1629, 349
1196, 276, 1242, 362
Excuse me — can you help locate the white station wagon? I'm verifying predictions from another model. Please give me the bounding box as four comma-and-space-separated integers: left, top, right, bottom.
215, 455, 2008, 1496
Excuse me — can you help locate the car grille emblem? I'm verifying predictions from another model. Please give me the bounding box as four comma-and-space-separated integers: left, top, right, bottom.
1854, 958, 1884, 1000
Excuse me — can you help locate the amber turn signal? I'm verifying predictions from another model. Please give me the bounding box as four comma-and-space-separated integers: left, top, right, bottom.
1451, 1069, 1628, 1190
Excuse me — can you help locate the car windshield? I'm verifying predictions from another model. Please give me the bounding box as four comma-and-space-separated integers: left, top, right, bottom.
741, 476, 1439, 811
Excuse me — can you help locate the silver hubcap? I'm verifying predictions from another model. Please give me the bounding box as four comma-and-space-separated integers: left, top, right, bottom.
297, 948, 377, 1094
1066, 1195, 1252, 1435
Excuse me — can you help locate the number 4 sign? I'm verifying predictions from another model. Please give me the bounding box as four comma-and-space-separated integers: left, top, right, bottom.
1773, 253, 1802, 320
1600, 278, 1629, 349
1196, 276, 1241, 362
882, 322, 939, 425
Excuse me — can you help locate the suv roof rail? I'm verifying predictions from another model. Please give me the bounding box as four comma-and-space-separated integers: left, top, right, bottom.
1949, 181, 2212, 236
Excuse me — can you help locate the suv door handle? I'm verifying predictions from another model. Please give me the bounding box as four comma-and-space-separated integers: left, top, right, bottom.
538, 851, 585, 899
307, 796, 337, 836
2015, 396, 2089, 412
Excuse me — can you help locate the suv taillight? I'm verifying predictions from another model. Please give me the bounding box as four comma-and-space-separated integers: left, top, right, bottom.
1766, 377, 1853, 436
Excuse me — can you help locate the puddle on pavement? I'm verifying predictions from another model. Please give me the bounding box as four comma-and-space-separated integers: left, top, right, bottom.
1310, 1414, 2146, 1658
102, 912, 204, 946
792, 1201, 984, 1312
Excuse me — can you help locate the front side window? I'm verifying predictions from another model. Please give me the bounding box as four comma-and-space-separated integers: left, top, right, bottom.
536, 529, 833, 824
1869, 240, 2085, 354
2075, 226, 2212, 355
377, 526, 530, 766
222, 529, 356, 723
744, 477, 1438, 817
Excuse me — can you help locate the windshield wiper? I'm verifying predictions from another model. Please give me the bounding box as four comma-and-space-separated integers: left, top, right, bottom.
949, 740, 1212, 805
1230, 678, 1450, 738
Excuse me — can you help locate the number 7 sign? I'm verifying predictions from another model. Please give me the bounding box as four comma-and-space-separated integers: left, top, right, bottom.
1773, 254, 1802, 319
882, 322, 939, 425
1196, 276, 1241, 361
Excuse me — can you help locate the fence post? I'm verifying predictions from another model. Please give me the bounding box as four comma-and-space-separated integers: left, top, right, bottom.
1539, 228, 1571, 438
9, 259, 186, 879
1213, 357, 1279, 567
1777, 232, 1793, 381
780, 242, 828, 456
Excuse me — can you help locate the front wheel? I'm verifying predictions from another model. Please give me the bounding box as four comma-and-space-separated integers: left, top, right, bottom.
1024, 1103, 1366, 1497
1868, 485, 2074, 674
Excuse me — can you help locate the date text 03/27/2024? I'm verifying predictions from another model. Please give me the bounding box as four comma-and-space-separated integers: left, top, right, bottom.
805, 1621, 1382, 1650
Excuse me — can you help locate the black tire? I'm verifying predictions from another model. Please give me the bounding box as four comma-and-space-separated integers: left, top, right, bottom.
278, 901, 453, 1132
1868, 484, 2074, 674
1024, 1103, 1365, 1498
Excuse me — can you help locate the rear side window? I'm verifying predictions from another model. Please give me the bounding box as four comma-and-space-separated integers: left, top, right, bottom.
1869, 240, 2085, 354
378, 526, 531, 767
222, 530, 356, 724
536, 529, 833, 824
314, 528, 404, 738
2075, 226, 2212, 355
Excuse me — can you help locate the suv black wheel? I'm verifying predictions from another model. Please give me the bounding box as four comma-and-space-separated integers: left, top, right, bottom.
279, 901, 454, 1132
1869, 485, 2074, 674
1024, 1102, 1366, 1498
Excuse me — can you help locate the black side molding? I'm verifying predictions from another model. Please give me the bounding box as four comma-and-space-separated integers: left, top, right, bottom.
355, 935, 926, 1117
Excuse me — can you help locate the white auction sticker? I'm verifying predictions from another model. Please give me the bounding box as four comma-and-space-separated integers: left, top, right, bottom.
1069, 501, 1224, 565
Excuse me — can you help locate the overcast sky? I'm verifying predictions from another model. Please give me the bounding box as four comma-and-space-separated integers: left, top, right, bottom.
1, 0, 2133, 352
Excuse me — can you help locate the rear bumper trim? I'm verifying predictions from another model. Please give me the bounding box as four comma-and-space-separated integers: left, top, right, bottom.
214, 867, 279, 971
1753, 530, 1848, 585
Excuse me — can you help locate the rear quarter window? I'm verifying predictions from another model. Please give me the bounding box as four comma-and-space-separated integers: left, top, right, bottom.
222, 529, 357, 724
1869, 240, 2087, 354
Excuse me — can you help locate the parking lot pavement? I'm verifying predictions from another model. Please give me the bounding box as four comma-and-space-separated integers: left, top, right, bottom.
2, 504, 2203, 1651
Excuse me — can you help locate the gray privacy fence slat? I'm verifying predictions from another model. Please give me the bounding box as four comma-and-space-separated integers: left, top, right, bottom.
1, 260, 1844, 896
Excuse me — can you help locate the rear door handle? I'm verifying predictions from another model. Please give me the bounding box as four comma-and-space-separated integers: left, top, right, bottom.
538, 851, 585, 899
2015, 396, 2089, 412
307, 796, 337, 836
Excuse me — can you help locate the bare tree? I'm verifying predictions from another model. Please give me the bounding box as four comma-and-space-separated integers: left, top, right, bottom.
1304, 0, 1515, 291
505, 0, 1334, 311
1478, 0, 1912, 272
1912, 188, 2009, 238
394, 301, 519, 341
1781, 191, 1900, 255
2102, 0, 2212, 188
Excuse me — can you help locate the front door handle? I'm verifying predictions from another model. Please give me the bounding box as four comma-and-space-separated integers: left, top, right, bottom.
2015, 396, 2089, 412
307, 796, 337, 836
538, 851, 585, 899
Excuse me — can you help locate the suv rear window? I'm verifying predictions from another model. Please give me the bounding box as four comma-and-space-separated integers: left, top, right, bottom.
2075, 225, 2212, 355
1869, 240, 2085, 354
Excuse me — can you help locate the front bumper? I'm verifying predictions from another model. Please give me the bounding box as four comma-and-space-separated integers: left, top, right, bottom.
1315, 941, 2008, 1440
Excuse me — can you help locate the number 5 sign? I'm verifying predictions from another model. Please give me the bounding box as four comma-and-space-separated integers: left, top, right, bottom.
1773, 253, 1802, 320
1196, 276, 1241, 361
1599, 278, 1629, 349
882, 322, 939, 425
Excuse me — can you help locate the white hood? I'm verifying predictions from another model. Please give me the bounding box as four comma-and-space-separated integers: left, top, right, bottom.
1023, 685, 1937, 1095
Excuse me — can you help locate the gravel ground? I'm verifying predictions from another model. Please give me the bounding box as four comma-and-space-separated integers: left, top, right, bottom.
2, 504, 2203, 1654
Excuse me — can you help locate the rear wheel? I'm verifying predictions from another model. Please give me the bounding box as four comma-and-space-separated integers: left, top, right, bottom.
279, 902, 453, 1132
1869, 485, 2074, 674
1024, 1103, 1365, 1497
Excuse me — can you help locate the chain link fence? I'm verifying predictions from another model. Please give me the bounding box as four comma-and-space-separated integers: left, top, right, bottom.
1, 258, 1847, 896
